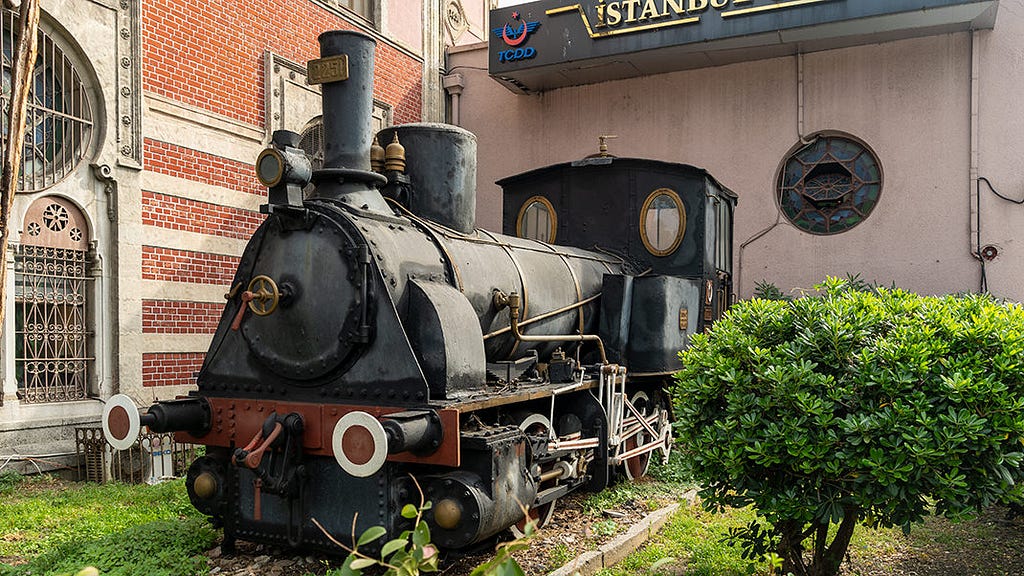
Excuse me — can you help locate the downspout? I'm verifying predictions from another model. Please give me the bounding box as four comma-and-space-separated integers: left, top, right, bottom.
969, 30, 982, 274
736, 52, 811, 298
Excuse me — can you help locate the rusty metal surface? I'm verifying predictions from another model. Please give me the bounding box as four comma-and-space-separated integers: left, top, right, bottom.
175, 399, 461, 468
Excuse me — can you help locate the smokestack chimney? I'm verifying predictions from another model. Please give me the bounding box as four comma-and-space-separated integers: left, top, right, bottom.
307, 30, 387, 206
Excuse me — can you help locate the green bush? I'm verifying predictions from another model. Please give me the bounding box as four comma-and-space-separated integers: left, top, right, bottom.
672, 277, 1024, 576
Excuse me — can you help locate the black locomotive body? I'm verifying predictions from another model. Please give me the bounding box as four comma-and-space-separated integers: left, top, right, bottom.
101, 30, 736, 553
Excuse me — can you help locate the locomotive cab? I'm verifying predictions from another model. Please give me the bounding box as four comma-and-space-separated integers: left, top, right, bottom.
500, 155, 737, 371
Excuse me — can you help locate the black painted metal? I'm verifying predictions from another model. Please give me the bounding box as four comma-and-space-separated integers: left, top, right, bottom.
376, 123, 478, 234
137, 25, 741, 557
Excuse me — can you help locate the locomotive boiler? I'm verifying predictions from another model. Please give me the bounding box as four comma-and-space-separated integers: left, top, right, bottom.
101, 30, 736, 553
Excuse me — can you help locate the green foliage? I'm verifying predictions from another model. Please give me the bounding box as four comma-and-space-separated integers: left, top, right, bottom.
0, 518, 217, 576
595, 502, 766, 576
0, 477, 205, 560
673, 277, 1024, 575
752, 281, 792, 302
0, 471, 21, 495
320, 478, 533, 576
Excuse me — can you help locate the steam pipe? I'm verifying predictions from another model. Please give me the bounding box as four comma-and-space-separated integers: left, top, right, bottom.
507, 292, 607, 364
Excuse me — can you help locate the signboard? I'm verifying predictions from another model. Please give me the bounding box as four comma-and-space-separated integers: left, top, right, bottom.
488, 0, 998, 93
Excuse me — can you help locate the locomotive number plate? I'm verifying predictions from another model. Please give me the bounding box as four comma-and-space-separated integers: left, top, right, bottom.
307, 54, 349, 85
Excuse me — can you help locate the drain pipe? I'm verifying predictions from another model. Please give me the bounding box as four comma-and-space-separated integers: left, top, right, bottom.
737, 53, 812, 298
969, 30, 982, 263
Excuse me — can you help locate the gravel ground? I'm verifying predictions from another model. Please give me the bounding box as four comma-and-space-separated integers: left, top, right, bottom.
204, 503, 1024, 576
204, 489, 664, 576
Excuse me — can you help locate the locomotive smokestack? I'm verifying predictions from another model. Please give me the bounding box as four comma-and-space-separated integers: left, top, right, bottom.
308, 30, 387, 204
318, 31, 374, 171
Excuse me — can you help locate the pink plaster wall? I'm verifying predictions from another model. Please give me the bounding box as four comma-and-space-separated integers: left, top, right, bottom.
451, 3, 1024, 301
385, 0, 423, 53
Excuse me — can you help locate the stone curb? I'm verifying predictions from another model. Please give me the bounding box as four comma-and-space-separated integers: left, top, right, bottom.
547, 500, 684, 576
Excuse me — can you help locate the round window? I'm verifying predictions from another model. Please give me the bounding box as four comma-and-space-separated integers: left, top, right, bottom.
516, 196, 556, 243
640, 188, 685, 257
777, 135, 882, 235
2, 10, 94, 193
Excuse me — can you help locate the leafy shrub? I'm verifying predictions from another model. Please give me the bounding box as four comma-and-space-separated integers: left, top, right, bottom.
1, 518, 217, 576
673, 277, 1024, 576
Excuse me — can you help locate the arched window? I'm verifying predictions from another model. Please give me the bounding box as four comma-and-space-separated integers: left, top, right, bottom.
14, 197, 93, 403
1, 8, 94, 193
777, 134, 882, 235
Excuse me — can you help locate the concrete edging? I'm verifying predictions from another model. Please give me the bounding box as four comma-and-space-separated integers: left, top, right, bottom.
547, 502, 682, 576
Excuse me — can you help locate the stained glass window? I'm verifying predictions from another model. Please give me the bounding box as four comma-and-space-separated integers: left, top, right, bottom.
1, 9, 94, 193
777, 135, 882, 235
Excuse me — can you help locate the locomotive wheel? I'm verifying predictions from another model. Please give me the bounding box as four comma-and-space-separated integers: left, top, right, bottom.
512, 413, 557, 537
623, 391, 656, 481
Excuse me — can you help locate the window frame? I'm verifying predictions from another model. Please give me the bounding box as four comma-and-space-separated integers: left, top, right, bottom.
639, 187, 686, 257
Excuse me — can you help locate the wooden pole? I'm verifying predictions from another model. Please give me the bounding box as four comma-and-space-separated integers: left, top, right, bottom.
0, 0, 42, 340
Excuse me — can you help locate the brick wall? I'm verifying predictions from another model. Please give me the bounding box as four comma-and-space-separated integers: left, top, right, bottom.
145, 140, 265, 196
142, 353, 205, 387
142, 0, 423, 127
143, 300, 224, 334
142, 191, 264, 240
142, 246, 241, 286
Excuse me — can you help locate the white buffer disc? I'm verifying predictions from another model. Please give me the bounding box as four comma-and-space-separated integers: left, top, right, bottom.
332, 411, 389, 478
102, 394, 142, 451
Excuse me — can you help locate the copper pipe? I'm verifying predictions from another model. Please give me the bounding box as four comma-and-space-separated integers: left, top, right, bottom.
507, 292, 607, 364
484, 293, 601, 340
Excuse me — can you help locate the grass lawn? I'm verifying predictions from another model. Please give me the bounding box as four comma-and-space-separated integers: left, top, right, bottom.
0, 472, 216, 576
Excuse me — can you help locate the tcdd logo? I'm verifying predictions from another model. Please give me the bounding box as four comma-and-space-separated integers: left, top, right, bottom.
499, 47, 536, 62
492, 11, 540, 63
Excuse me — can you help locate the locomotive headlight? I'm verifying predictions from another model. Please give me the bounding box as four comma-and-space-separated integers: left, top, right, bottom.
193, 472, 218, 500
256, 139, 313, 190
434, 498, 463, 529
256, 148, 286, 188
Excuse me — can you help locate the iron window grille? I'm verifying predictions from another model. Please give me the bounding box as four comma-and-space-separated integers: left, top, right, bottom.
13, 243, 94, 403
1, 8, 94, 193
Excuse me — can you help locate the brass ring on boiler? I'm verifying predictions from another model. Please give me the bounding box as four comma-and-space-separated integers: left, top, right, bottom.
247, 275, 280, 316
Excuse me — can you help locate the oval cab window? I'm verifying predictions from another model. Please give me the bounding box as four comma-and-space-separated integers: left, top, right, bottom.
640, 188, 685, 256
516, 196, 557, 243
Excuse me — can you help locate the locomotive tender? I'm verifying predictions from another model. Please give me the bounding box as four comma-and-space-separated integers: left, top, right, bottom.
101, 30, 736, 552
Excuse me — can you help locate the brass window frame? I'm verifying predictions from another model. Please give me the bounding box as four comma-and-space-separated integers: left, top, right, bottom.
639, 187, 686, 257
516, 195, 557, 243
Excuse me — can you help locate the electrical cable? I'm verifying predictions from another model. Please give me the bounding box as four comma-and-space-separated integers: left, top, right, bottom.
975, 176, 1024, 293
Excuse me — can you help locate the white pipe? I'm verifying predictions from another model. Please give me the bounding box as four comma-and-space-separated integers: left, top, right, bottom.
969, 30, 981, 257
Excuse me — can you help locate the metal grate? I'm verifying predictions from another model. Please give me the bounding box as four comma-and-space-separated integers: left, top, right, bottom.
1, 8, 94, 193
76, 427, 199, 484
14, 244, 93, 403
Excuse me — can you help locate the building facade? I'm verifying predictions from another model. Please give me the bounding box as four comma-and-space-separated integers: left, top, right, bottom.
0, 0, 489, 463
449, 0, 1024, 302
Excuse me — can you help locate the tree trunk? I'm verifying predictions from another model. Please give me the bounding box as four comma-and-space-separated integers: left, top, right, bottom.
778, 507, 860, 576
0, 0, 42, 340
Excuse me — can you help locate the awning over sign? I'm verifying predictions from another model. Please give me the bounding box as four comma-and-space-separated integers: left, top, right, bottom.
488, 0, 999, 93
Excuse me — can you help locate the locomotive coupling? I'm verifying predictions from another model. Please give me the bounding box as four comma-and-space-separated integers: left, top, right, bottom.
102, 394, 211, 450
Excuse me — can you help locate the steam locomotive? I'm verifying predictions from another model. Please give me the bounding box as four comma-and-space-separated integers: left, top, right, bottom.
101, 30, 736, 553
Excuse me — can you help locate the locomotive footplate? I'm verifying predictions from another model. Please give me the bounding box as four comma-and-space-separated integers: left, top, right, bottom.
172, 398, 461, 469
